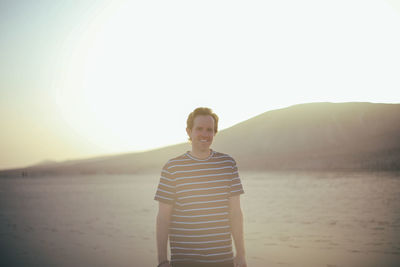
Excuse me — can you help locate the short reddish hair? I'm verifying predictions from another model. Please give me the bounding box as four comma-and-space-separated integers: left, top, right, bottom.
186, 107, 219, 133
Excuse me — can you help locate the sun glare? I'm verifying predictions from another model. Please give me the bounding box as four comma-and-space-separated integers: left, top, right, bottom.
53, 0, 400, 156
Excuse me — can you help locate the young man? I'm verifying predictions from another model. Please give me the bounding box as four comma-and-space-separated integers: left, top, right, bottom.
155, 107, 247, 267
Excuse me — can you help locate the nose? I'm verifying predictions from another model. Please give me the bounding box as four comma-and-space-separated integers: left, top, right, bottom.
201, 130, 212, 137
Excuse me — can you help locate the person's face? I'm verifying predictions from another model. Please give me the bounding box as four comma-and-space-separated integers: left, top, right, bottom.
186, 115, 216, 151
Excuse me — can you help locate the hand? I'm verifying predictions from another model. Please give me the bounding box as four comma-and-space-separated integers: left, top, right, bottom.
234, 255, 247, 267
157, 260, 171, 267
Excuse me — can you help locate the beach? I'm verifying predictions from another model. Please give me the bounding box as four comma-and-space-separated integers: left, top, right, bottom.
1, 171, 399, 267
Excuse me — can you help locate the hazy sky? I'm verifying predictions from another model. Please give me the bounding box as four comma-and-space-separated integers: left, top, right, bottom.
1, 0, 400, 169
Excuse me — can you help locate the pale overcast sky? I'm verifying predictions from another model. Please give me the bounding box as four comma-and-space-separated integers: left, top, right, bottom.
1, 0, 400, 169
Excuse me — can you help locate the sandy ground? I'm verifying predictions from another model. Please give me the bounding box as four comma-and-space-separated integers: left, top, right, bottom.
0, 171, 399, 267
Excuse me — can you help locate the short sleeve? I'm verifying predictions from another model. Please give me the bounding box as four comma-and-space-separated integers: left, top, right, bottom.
230, 158, 244, 197
154, 163, 176, 205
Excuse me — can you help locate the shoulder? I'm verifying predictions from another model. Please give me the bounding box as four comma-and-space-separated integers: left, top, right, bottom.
212, 151, 237, 164
162, 153, 190, 170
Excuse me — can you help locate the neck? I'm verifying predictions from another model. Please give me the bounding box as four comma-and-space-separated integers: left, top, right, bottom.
189, 148, 211, 159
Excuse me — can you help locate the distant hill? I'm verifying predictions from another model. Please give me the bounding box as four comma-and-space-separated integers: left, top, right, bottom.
1, 102, 399, 177
212, 102, 400, 171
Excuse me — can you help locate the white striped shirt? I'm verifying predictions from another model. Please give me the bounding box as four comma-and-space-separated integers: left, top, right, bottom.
154, 150, 244, 264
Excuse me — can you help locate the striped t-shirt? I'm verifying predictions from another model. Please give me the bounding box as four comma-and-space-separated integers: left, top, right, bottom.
154, 149, 244, 264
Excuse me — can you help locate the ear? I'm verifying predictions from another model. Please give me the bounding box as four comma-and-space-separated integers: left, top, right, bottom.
186, 127, 192, 137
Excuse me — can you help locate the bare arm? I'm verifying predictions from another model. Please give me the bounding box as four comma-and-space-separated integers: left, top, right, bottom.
229, 195, 247, 267
156, 201, 173, 266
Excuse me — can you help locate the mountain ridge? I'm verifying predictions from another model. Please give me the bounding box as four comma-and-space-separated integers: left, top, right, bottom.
1, 102, 399, 177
